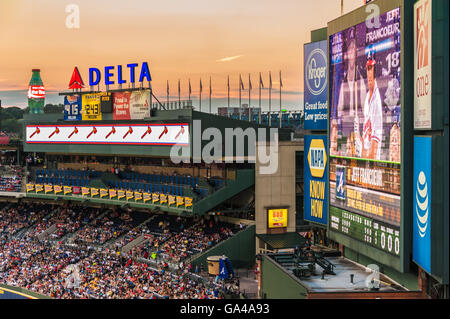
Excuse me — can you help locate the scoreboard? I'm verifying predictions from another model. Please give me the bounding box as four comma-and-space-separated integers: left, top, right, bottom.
330, 206, 400, 256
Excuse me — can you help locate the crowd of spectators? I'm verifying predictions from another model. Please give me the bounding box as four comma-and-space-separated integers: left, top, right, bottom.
0, 165, 22, 192
0, 202, 244, 299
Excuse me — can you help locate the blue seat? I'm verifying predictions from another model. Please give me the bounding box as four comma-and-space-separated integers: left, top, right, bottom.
180, 188, 183, 196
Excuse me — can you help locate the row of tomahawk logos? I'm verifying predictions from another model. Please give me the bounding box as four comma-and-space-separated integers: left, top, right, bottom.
26, 124, 189, 145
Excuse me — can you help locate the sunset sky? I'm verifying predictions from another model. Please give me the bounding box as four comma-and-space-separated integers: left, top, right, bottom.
0, 0, 364, 111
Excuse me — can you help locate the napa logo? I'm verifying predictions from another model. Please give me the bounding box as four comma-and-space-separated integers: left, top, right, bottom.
416, 171, 429, 238
305, 47, 327, 96
308, 139, 327, 178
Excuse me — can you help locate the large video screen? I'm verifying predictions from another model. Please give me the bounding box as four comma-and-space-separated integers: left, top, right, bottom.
329, 7, 401, 256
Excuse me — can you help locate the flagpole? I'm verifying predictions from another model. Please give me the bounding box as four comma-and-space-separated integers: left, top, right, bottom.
269, 71, 272, 127
189, 78, 191, 106
227, 75, 230, 110
248, 73, 252, 122
178, 79, 181, 109
209, 76, 212, 114
279, 70, 282, 128
259, 72, 262, 124
167, 80, 169, 109
199, 78, 202, 112
239, 74, 242, 120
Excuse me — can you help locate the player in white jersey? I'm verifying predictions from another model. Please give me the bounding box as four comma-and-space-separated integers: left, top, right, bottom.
354, 49, 383, 160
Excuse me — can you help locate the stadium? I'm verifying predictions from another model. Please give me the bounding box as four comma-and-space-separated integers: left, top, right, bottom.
0, 0, 449, 303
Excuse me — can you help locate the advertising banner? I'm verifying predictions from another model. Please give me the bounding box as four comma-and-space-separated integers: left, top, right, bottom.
414, 0, 432, 129
26, 184, 34, 192
152, 193, 159, 203
64, 95, 82, 121
113, 92, 131, 120
304, 40, 328, 130
35, 184, 43, 193
168, 195, 176, 206
113, 90, 150, 120
130, 90, 150, 119
143, 192, 151, 202
304, 135, 328, 225
268, 208, 288, 228
329, 7, 402, 256
117, 190, 125, 200
26, 123, 189, 146
82, 93, 102, 121
413, 136, 431, 273
27, 85, 45, 99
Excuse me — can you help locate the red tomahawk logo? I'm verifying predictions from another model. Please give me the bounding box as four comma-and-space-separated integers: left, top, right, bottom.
159, 126, 168, 139
86, 126, 97, 139
123, 126, 133, 139
175, 126, 185, 139
105, 126, 116, 139
68, 127, 78, 139
141, 126, 152, 139
29, 127, 40, 138
49, 127, 60, 138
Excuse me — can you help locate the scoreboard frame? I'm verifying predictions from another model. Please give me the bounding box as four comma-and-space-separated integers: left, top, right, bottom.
326, 0, 414, 273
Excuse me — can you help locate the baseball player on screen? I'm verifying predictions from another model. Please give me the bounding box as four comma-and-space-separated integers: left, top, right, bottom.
354, 47, 383, 160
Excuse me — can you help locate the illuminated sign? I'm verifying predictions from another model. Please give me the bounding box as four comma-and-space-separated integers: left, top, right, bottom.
305, 135, 328, 225
329, 7, 402, 256
68, 67, 85, 90
414, 0, 432, 129
307, 138, 327, 178
88, 62, 151, 87
27, 85, 45, 99
64, 95, 82, 121
82, 94, 102, 121
26, 123, 190, 146
268, 208, 288, 228
304, 40, 328, 130
413, 136, 431, 272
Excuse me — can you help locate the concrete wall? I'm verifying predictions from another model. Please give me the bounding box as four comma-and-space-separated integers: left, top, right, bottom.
255, 140, 303, 235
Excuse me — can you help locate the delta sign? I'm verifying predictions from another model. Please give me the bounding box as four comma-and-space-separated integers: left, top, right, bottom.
304, 135, 328, 225
68, 62, 152, 90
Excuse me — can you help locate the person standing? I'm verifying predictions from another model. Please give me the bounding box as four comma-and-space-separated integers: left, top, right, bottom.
354, 48, 383, 160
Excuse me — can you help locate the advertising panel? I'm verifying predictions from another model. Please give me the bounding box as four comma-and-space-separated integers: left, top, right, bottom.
304, 135, 328, 225
130, 90, 150, 119
268, 208, 288, 228
413, 136, 431, 273
100, 92, 113, 113
64, 95, 82, 121
26, 123, 190, 146
414, 0, 432, 129
329, 7, 402, 256
304, 40, 328, 130
113, 92, 131, 120
113, 90, 150, 120
82, 93, 102, 121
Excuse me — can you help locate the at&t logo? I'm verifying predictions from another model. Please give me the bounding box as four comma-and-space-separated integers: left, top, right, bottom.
305, 48, 327, 96
416, 171, 429, 238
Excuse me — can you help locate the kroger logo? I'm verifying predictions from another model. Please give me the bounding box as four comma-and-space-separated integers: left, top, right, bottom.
305, 48, 327, 96
416, 171, 429, 238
